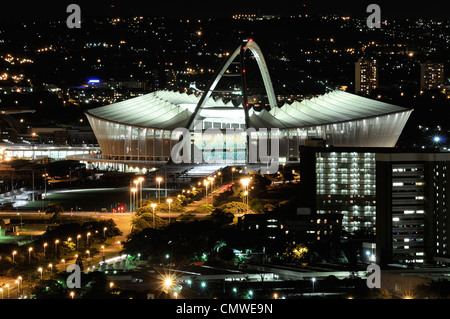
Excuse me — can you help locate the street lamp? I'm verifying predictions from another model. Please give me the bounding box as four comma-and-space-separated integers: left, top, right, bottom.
208, 176, 214, 194
138, 176, 144, 206
76, 235, 81, 250
12, 250, 17, 263
38, 267, 43, 279
133, 179, 139, 207
231, 167, 236, 183
70, 291, 75, 299
103, 227, 107, 237
86, 232, 91, 246
167, 198, 173, 223
240, 178, 250, 214
55, 239, 59, 258
312, 277, 316, 294
131, 188, 137, 212
42, 171, 48, 198
43, 243, 48, 258
156, 177, 163, 203
48, 263, 53, 277
164, 277, 173, 291
28, 247, 33, 263
151, 203, 157, 228
243, 190, 248, 205
204, 180, 209, 205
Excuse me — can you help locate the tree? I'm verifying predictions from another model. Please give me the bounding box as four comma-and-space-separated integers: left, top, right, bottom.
210, 209, 235, 224
282, 243, 309, 263
220, 201, 248, 215
45, 202, 64, 219
32, 279, 67, 299
132, 212, 167, 232
177, 211, 196, 223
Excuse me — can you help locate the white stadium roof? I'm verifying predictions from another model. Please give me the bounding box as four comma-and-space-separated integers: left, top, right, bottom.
86, 89, 411, 130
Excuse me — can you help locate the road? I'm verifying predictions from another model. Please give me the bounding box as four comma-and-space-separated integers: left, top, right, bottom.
0, 211, 132, 299
0, 182, 246, 298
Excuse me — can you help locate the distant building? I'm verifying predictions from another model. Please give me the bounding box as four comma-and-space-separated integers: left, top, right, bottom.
420, 61, 445, 90
240, 210, 342, 243
355, 58, 378, 95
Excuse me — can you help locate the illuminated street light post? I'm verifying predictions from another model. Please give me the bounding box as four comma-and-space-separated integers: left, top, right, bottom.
18, 276, 22, 294
38, 267, 43, 280
15, 280, 20, 298
55, 239, 59, 258
42, 171, 48, 198
28, 247, 33, 263
208, 177, 215, 200
12, 250, 17, 263
86, 232, 91, 246
133, 179, 139, 207
129, 181, 132, 212
204, 180, 209, 205
76, 235, 81, 250
156, 177, 163, 203
131, 188, 137, 212
138, 176, 144, 206
240, 178, 250, 214
243, 190, 248, 205
312, 277, 316, 294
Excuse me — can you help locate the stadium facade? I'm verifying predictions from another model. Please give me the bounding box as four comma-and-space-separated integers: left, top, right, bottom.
85, 40, 412, 168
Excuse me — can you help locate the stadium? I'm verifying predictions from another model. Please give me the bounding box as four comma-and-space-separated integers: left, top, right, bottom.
85, 39, 412, 171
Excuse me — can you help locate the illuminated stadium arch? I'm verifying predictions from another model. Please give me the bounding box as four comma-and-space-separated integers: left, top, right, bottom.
185, 39, 278, 131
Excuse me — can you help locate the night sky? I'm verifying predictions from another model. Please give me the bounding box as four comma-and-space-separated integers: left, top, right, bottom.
0, 0, 449, 22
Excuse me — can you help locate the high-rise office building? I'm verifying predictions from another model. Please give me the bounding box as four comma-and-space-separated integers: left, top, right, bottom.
376, 152, 450, 266
355, 58, 378, 95
420, 61, 445, 90
300, 145, 450, 266
299, 146, 377, 234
